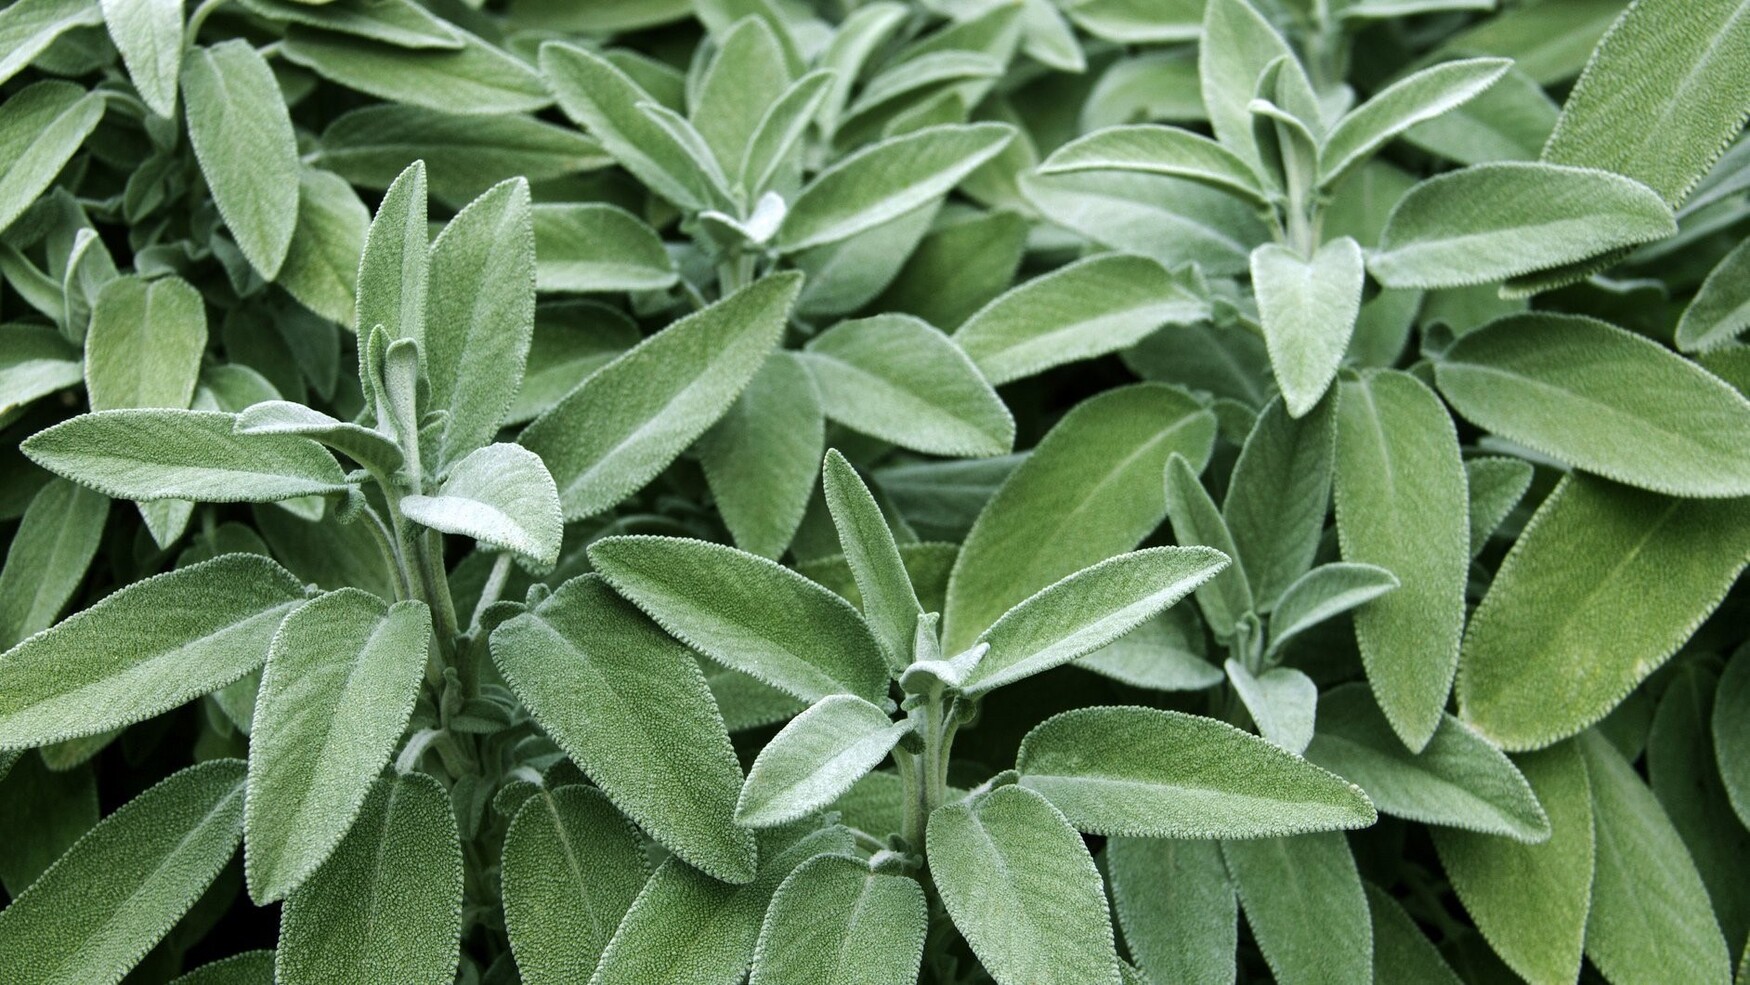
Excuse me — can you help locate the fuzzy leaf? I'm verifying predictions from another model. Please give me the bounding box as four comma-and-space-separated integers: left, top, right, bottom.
1107, 837, 1236, 985
1039, 125, 1269, 204
0, 0, 104, 88
1367, 883, 1464, 985
821, 448, 922, 671
1222, 833, 1373, 985
1267, 562, 1399, 657
0, 479, 106, 650
533, 203, 676, 294
1164, 453, 1252, 640
1465, 456, 1534, 557
1677, 235, 1750, 353
698, 353, 822, 561
1716, 650, 1750, 829
232, 401, 403, 476
750, 854, 927, 985
277, 169, 369, 327
0, 324, 82, 416
0, 81, 105, 236
355, 161, 428, 369
1075, 605, 1224, 692
1319, 58, 1511, 187
282, 26, 549, 116
1225, 661, 1317, 754
1252, 238, 1365, 417
737, 695, 909, 828
1199, 0, 1297, 171
402, 444, 561, 569
237, 0, 462, 50
1223, 396, 1334, 611
99, 0, 181, 116
167, 951, 275, 985
182, 42, 300, 279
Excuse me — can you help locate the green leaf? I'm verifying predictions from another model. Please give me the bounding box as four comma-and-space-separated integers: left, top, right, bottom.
282, 25, 549, 116
1016, 706, 1377, 837
776, 123, 1015, 252
750, 854, 927, 985
99, 0, 182, 117
588, 535, 889, 705
168, 951, 275, 985
0, 751, 96, 895
1580, 731, 1732, 985
521, 273, 797, 520
1061, 0, 1202, 42
506, 305, 638, 426
1222, 832, 1373, 985
1020, 170, 1266, 277
532, 203, 676, 294
233, 401, 403, 476
0, 81, 105, 236
801, 314, 1013, 458
1107, 837, 1236, 985
1369, 162, 1676, 289
927, 785, 1123, 985
0, 760, 246, 985
741, 70, 835, 197
690, 17, 791, 178
0, 324, 82, 416
945, 383, 1216, 652
954, 253, 1208, 386
1075, 605, 1224, 692
1225, 660, 1317, 754
355, 161, 428, 371
490, 575, 757, 883
1677, 235, 1750, 352
84, 275, 206, 412
0, 0, 104, 87
738, 695, 910, 828
1458, 475, 1750, 750
1435, 313, 1750, 498
275, 772, 463, 985
822, 448, 922, 671
1223, 396, 1334, 611
277, 168, 368, 327
24, 410, 349, 503
1306, 684, 1549, 841
1367, 882, 1464, 985
0, 479, 106, 649
243, 590, 430, 903
1465, 456, 1534, 557
1266, 562, 1399, 657
181, 42, 301, 279
502, 785, 648, 984
1543, 0, 1750, 207
1199, 0, 1297, 171
1039, 125, 1269, 204
1717, 650, 1750, 829
0, 554, 304, 749
238, 0, 462, 50
697, 353, 821, 561
403, 444, 561, 569
1164, 451, 1254, 638
1434, 740, 1595, 985
1319, 58, 1511, 187
1333, 370, 1469, 751
1252, 237, 1365, 417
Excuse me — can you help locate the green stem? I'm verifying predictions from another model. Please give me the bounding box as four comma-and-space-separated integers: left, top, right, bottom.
469, 552, 514, 634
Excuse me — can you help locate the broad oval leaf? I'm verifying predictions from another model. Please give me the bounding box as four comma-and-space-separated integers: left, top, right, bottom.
489, 575, 757, 883
1266, 561, 1399, 657
244, 590, 431, 903
0, 81, 105, 237
0, 0, 104, 89
282, 25, 549, 116
0, 760, 246, 985
276, 771, 463, 985
1252, 237, 1365, 417
1016, 706, 1377, 838
1199, 0, 1296, 171
750, 854, 926, 985
277, 168, 369, 327
1223, 396, 1335, 611
737, 695, 910, 828
402, 444, 562, 569
1038, 125, 1269, 203
1222, 832, 1373, 985
1458, 475, 1750, 750
182, 42, 301, 279
533, 203, 676, 294
1107, 836, 1236, 985
84, 275, 206, 413
1435, 313, 1750, 498
927, 785, 1123, 985
0, 554, 304, 749
699, 352, 823, 561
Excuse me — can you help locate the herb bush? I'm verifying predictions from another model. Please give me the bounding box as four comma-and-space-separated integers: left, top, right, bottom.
0, 0, 1747, 981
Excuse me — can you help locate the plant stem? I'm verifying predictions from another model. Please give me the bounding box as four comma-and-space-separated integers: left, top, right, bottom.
469, 552, 514, 633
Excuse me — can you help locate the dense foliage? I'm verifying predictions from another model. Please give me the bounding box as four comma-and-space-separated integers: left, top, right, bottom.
0, 0, 1747, 982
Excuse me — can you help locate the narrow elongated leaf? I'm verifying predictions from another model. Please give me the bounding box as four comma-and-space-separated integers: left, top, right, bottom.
1199, 0, 1296, 171
0, 0, 104, 87
690, 17, 790, 176
1226, 661, 1317, 754
1107, 837, 1236, 985
490, 576, 756, 883
84, 275, 205, 412
955, 253, 1208, 386
100, 0, 182, 116
503, 785, 648, 984
1021, 171, 1266, 277
741, 70, 835, 196
1334, 370, 1469, 751
1581, 731, 1732, 985
1223, 396, 1334, 610
737, 696, 909, 828
822, 449, 922, 671
278, 168, 369, 327
1434, 741, 1594, 985
1039, 125, 1269, 203
0, 479, 106, 649
1222, 833, 1373, 985
588, 535, 889, 705
356, 161, 427, 366
1017, 706, 1376, 837
282, 26, 549, 116
1164, 454, 1252, 642
1367, 883, 1464, 985
0, 81, 105, 236
1717, 650, 1750, 829
750, 854, 927, 985
0, 752, 97, 897
1437, 313, 1750, 497
1267, 562, 1399, 657
238, 0, 462, 50
402, 444, 561, 569
0, 324, 82, 415
1319, 58, 1511, 187
945, 384, 1216, 651
276, 772, 463, 985
1369, 163, 1676, 288
0, 554, 304, 748
233, 401, 403, 475
1466, 456, 1534, 557
182, 42, 300, 279
1459, 475, 1750, 749
0, 760, 246, 985
1677, 236, 1750, 353
533, 203, 676, 294
1253, 238, 1364, 416
928, 785, 1122, 985
521, 273, 798, 520
24, 410, 349, 503
244, 591, 430, 903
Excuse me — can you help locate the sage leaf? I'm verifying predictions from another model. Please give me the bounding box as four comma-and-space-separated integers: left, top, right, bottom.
0, 554, 304, 749
750, 854, 927, 985
277, 169, 368, 327
1367, 882, 1464, 984
698, 353, 822, 561
1021, 170, 1265, 276
1016, 706, 1377, 838
402, 444, 561, 569
822, 448, 923, 671
1199, 0, 1297, 171
355, 161, 428, 365
506, 306, 638, 427
1465, 456, 1534, 557
1677, 236, 1750, 353
1075, 605, 1224, 692
741, 70, 836, 197
0, 760, 246, 985
928, 785, 1123, 985
276, 772, 463, 985
167, 951, 275, 985
1164, 451, 1253, 639
99, 0, 182, 117
690, 17, 791, 177
0, 478, 106, 649
243, 590, 431, 903
1319, 58, 1511, 188
737, 695, 910, 828
1225, 661, 1317, 754
1223, 396, 1334, 611
233, 401, 403, 476
0, 324, 82, 416
0, 0, 104, 88
1716, 650, 1750, 829
1038, 125, 1269, 204
533, 203, 676, 294
1222, 833, 1373, 985
489, 575, 757, 883
1107, 837, 1236, 985
0, 751, 96, 897
182, 42, 300, 279
238, 0, 462, 50
1252, 237, 1365, 417
1266, 562, 1399, 657
0, 81, 105, 236
282, 25, 549, 116
84, 275, 206, 413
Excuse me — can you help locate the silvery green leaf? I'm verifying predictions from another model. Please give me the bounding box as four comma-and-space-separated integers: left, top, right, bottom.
403, 444, 560, 569
1019, 170, 1266, 277
954, 253, 1209, 386
792, 199, 940, 317
276, 169, 368, 328
1676, 235, 1750, 352
1458, 475, 1750, 750
741, 70, 836, 197
1251, 237, 1365, 417
1107, 837, 1236, 985
502, 786, 648, 984
700, 353, 823, 561
0, 479, 105, 649
1333, 370, 1469, 752
167, 952, 275, 985
233, 401, 403, 476
238, 0, 462, 50
945, 384, 1216, 652
1369, 163, 1676, 289
182, 42, 300, 280
276, 772, 463, 985
0, 748, 96, 896
927, 785, 1123, 985
1222, 396, 1334, 611
244, 590, 430, 902
1039, 125, 1269, 204
505, 306, 638, 426
801, 314, 1014, 458
282, 25, 549, 116
0, 553, 303, 749
0, 81, 105, 236
1266, 562, 1399, 657
587, 535, 889, 705
1318, 58, 1510, 188
0, 324, 82, 415
509, 0, 690, 32
1075, 605, 1224, 692
0, 760, 246, 985
690, 17, 791, 177
1307, 684, 1549, 841
1403, 65, 1559, 165
490, 576, 756, 883
1464, 456, 1534, 558
749, 854, 927, 985
533, 203, 676, 294
521, 273, 798, 520
736, 695, 910, 828
99, 0, 182, 116
1059, 0, 1202, 42
1016, 706, 1377, 837
1163, 454, 1252, 638
1222, 832, 1373, 985
1435, 313, 1750, 498
816, 2, 908, 137
1717, 650, 1750, 829
821, 448, 922, 670
355, 161, 428, 382
0, 0, 103, 86
1226, 660, 1317, 754
1199, 0, 1298, 170
1367, 882, 1464, 984
83, 274, 204, 412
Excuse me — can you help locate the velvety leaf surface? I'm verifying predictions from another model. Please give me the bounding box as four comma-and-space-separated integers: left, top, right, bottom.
182, 42, 300, 279
737, 695, 910, 828
1107, 836, 1236, 985
1222, 832, 1373, 985
1223, 396, 1334, 611
821, 448, 922, 670
84, 275, 205, 413
402, 444, 562, 569
0, 478, 106, 649
0, 81, 106, 237
1252, 238, 1365, 417
749, 854, 927, 985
